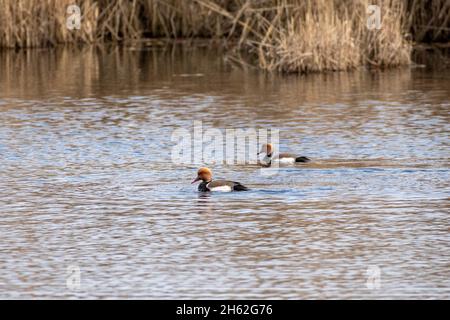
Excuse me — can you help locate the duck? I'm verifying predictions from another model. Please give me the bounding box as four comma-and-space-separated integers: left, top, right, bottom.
191, 167, 249, 192
258, 143, 310, 166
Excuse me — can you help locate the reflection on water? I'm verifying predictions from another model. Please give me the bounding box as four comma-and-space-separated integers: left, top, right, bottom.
0, 46, 449, 299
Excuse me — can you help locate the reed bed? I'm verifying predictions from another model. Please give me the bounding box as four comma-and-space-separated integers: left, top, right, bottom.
0, 0, 447, 73
407, 0, 450, 42
180, 0, 414, 72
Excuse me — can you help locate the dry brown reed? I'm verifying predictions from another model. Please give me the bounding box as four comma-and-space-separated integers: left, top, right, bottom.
0, 0, 447, 73
406, 0, 450, 42
194, 0, 413, 72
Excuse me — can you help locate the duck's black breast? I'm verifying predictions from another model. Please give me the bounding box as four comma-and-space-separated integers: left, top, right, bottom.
198, 181, 210, 192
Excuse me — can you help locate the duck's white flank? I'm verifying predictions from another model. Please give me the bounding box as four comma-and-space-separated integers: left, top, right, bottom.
274, 157, 296, 164
207, 184, 233, 192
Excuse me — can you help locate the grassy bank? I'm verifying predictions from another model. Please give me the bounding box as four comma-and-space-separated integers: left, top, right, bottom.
0, 0, 448, 73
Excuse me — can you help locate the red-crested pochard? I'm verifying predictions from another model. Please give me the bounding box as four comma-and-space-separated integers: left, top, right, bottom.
191, 167, 249, 192
258, 143, 310, 166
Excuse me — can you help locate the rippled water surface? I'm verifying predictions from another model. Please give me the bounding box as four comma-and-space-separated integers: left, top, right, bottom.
0, 47, 449, 299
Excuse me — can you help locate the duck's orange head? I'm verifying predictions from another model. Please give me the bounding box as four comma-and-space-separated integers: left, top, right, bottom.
258, 143, 273, 155
191, 167, 212, 184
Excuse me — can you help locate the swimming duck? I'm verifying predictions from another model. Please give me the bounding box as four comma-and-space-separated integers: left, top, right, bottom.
191, 167, 249, 192
258, 143, 310, 166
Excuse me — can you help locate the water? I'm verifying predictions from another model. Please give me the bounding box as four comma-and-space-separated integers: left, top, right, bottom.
0, 46, 449, 299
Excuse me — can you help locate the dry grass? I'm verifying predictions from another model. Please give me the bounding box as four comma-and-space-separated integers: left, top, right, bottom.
199, 0, 413, 72
0, 0, 99, 47
406, 0, 450, 42
0, 0, 447, 73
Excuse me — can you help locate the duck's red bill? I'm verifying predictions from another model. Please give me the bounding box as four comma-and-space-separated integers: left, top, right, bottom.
191, 177, 200, 184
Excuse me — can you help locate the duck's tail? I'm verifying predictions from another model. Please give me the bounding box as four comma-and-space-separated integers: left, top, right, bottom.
233, 182, 249, 191
295, 156, 311, 163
